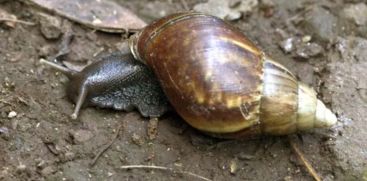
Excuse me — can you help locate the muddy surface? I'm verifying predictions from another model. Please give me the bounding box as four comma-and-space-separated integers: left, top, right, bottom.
0, 0, 366, 180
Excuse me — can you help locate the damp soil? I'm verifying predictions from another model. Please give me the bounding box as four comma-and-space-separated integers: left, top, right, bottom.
0, 0, 366, 180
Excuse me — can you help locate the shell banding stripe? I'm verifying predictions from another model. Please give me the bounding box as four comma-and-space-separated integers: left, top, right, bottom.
260, 59, 299, 135
215, 57, 301, 137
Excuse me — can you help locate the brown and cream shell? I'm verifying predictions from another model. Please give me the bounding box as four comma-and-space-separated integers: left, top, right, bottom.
129, 12, 337, 138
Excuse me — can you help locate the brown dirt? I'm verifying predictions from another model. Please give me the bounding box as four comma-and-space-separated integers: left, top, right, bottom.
0, 0, 366, 180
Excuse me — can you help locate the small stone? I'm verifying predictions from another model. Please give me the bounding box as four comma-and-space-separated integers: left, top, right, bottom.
0, 127, 9, 134
7, 111, 17, 118
302, 35, 312, 43
3, 77, 15, 89
38, 13, 62, 39
38, 45, 54, 58
69, 129, 94, 144
229, 159, 238, 175
343, 3, 367, 26
60, 151, 75, 162
295, 42, 323, 59
0, 127, 10, 140
107, 172, 114, 177
16, 163, 26, 172
147, 118, 158, 140
36, 159, 46, 168
40, 166, 57, 176
302, 6, 338, 42
131, 133, 144, 146
279, 38, 294, 53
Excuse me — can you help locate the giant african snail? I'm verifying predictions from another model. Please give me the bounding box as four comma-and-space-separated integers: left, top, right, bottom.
41, 12, 337, 138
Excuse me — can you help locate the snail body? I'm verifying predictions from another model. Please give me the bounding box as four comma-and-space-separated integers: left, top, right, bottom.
128, 12, 336, 138
41, 53, 168, 119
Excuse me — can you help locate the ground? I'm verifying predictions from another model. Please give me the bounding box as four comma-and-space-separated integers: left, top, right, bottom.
0, 0, 366, 180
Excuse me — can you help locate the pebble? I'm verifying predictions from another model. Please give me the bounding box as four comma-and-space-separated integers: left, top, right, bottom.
60, 151, 76, 162
131, 133, 144, 146
16, 163, 26, 172
38, 45, 54, 58
68, 129, 94, 144
38, 12, 62, 39
7, 111, 17, 118
302, 35, 312, 43
343, 3, 367, 26
40, 166, 57, 176
302, 6, 338, 42
0, 127, 9, 134
147, 118, 158, 140
279, 38, 294, 53
229, 159, 238, 175
295, 42, 323, 59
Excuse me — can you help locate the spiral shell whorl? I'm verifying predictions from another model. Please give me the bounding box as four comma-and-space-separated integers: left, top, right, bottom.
261, 59, 337, 135
314, 99, 337, 128
128, 12, 337, 138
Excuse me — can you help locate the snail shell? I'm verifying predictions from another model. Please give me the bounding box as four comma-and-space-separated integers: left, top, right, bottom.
129, 12, 336, 138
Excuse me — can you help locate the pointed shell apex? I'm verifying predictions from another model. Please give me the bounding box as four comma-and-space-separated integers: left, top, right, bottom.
314, 99, 337, 128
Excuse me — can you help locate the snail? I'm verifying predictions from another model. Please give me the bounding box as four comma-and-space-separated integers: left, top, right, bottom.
41, 12, 337, 138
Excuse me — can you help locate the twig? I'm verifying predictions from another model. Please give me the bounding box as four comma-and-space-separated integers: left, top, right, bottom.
89, 124, 123, 167
0, 99, 14, 107
0, 18, 36, 26
288, 136, 322, 181
120, 165, 212, 181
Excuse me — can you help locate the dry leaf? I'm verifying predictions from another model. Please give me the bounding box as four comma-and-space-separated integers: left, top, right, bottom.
24, 0, 147, 32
